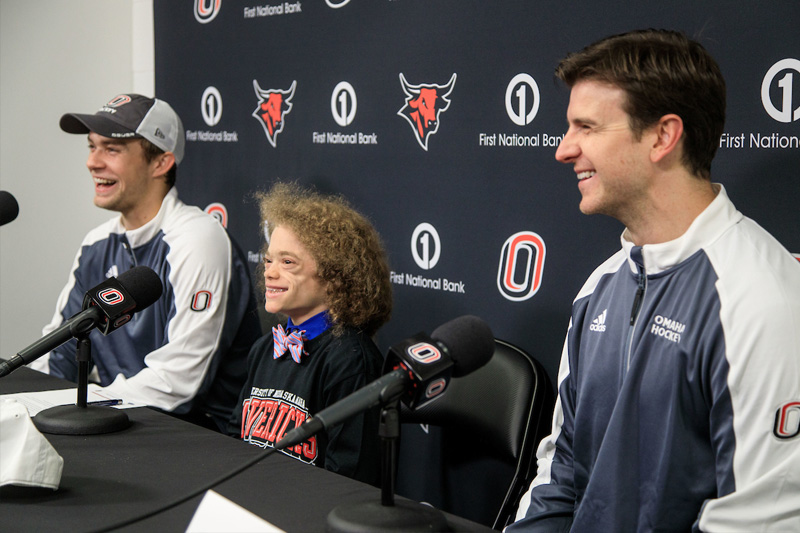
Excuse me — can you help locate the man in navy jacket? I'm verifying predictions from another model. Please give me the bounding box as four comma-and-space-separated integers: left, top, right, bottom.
509, 30, 800, 532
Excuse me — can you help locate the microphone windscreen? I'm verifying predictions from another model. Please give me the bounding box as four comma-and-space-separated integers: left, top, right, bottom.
117, 266, 163, 310
432, 315, 494, 377
0, 191, 19, 227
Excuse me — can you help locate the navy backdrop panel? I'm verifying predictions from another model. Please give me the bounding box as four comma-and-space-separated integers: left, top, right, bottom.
154, 0, 799, 524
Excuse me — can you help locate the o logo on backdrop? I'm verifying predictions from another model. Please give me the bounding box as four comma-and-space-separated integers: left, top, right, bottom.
326, 0, 352, 9
761, 58, 800, 123
252, 79, 296, 148
204, 203, 228, 228
497, 231, 546, 301
194, 0, 221, 24
201, 86, 223, 127
398, 73, 457, 151
411, 223, 441, 270
331, 82, 357, 127
505, 73, 540, 126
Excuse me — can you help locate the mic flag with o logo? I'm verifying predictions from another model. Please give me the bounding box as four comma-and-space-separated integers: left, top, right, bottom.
81, 267, 163, 336
383, 333, 452, 409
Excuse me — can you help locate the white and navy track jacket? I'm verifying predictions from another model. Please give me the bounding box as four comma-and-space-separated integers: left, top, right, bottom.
510, 186, 800, 532
32, 188, 261, 428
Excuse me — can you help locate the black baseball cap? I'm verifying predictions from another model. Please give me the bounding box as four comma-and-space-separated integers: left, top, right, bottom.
60, 94, 185, 164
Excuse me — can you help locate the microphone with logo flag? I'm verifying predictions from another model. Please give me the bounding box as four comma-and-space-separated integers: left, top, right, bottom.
1, 266, 162, 435
287, 315, 494, 533
275, 315, 494, 451
0, 266, 163, 378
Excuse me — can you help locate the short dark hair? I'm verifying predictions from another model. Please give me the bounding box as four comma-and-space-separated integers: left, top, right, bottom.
556, 29, 726, 179
140, 138, 177, 188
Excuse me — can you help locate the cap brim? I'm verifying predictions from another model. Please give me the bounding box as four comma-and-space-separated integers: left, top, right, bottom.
59, 113, 139, 139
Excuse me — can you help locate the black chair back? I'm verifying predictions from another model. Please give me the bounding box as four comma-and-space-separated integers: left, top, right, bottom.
396, 338, 554, 529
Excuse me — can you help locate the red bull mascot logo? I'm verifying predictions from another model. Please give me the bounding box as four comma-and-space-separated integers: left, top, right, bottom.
252, 79, 296, 148
397, 73, 457, 151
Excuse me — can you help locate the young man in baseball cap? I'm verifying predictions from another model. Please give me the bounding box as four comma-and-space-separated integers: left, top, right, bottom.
59, 94, 185, 229
32, 94, 262, 431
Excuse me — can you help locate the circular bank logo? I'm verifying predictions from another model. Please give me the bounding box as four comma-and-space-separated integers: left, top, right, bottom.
411, 223, 441, 270
201, 86, 223, 127
331, 82, 357, 127
761, 58, 800, 123
505, 73, 540, 126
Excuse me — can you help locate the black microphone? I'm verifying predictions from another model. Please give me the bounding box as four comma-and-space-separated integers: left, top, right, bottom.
0, 266, 163, 378
275, 315, 494, 450
0, 190, 19, 226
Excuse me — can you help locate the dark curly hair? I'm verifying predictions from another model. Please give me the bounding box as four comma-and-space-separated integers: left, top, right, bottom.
257, 182, 392, 337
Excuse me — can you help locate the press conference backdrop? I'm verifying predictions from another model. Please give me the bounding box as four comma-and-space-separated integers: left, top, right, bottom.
154, 1, 799, 389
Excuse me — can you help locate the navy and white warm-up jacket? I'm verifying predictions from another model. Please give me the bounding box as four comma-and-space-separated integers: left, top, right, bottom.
32, 188, 261, 427
509, 186, 800, 532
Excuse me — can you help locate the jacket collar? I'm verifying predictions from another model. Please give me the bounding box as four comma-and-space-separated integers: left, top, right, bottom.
621, 184, 743, 275
114, 187, 181, 248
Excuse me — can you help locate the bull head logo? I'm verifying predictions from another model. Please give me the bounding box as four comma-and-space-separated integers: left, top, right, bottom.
397, 73, 457, 151
252, 79, 296, 148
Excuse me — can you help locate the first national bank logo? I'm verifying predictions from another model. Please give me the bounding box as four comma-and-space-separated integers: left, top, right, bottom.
195, 0, 221, 24
762, 58, 800, 123
411, 223, 441, 270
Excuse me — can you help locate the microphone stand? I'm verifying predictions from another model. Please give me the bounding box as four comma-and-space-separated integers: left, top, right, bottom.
33, 333, 130, 435
327, 399, 448, 532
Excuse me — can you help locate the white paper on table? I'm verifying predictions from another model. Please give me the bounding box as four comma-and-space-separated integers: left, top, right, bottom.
186, 490, 286, 533
0, 384, 142, 416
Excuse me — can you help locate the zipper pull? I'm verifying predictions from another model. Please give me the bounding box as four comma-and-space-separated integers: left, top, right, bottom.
630, 282, 644, 325
629, 269, 647, 325
628, 246, 647, 326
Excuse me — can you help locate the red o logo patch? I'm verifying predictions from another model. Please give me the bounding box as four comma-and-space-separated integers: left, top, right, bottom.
191, 291, 212, 311
774, 401, 800, 440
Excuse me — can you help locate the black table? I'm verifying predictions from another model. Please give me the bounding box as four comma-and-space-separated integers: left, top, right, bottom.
0, 367, 491, 532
